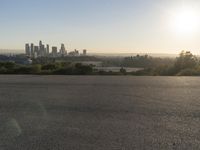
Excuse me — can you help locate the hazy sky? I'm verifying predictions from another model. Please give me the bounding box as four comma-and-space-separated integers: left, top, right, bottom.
1, 0, 200, 54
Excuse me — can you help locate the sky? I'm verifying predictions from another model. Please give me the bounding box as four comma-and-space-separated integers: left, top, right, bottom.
1, 0, 200, 54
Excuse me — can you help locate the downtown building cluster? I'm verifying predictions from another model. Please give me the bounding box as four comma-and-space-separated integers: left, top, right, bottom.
25, 41, 87, 58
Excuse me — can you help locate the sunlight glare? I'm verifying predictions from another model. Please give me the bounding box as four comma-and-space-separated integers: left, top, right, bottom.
170, 7, 200, 35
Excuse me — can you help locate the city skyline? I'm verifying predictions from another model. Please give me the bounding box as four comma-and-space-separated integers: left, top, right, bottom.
25, 40, 87, 58
1, 0, 200, 54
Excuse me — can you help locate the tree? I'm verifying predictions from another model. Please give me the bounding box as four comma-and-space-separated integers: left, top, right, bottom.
120, 67, 127, 75
75, 63, 93, 75
174, 51, 197, 72
31, 65, 41, 74
42, 63, 57, 70
0, 67, 7, 74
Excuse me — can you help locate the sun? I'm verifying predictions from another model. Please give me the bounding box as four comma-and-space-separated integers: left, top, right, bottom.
170, 7, 200, 34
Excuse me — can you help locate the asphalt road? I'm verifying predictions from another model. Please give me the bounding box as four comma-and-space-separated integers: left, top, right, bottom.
0, 76, 200, 150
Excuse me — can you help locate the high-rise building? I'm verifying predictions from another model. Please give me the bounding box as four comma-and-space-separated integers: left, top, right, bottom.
34, 46, 39, 58
25, 44, 30, 57
40, 45, 45, 57
39, 40, 43, 56
39, 41, 42, 48
46, 44, 49, 56
52, 46, 58, 57
34, 46, 39, 53
83, 49, 87, 56
30, 43, 34, 57
60, 44, 66, 56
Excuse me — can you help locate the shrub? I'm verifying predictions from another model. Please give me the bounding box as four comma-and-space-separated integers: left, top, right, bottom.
177, 68, 197, 76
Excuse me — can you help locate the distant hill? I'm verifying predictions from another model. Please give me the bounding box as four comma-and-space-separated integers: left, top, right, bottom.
0, 49, 24, 55
89, 53, 178, 58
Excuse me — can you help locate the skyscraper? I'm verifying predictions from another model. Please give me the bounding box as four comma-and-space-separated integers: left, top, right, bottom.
40, 45, 45, 57
60, 44, 66, 56
25, 44, 30, 57
39, 41, 42, 48
46, 44, 49, 56
34, 46, 39, 58
52, 46, 58, 57
83, 49, 87, 56
30, 43, 34, 57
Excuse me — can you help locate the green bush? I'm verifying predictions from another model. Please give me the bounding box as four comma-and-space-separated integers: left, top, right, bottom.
0, 67, 7, 74
174, 51, 197, 72
176, 68, 197, 76
31, 65, 41, 74
14, 66, 32, 74
120, 67, 127, 75
42, 64, 57, 70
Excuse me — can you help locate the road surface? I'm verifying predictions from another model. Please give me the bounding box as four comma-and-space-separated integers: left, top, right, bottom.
0, 76, 200, 150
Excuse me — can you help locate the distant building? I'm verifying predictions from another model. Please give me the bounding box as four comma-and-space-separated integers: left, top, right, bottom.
68, 49, 79, 56
25, 44, 30, 57
83, 49, 87, 56
26, 58, 33, 64
39, 41, 42, 49
52, 46, 58, 57
60, 43, 66, 56
30, 43, 34, 57
38, 41, 43, 56
40, 45, 45, 57
25, 41, 88, 58
34, 46, 39, 58
46, 44, 49, 56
